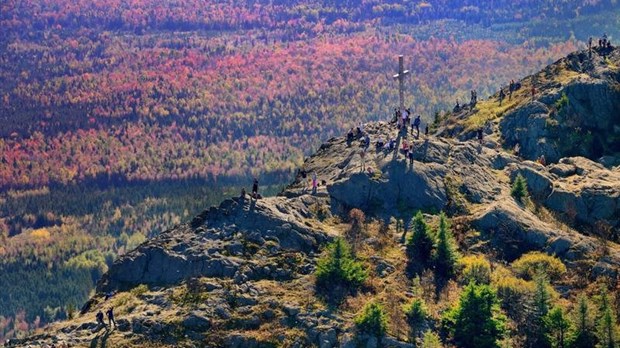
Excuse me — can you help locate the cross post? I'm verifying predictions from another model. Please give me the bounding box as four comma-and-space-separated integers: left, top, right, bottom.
393, 55, 409, 119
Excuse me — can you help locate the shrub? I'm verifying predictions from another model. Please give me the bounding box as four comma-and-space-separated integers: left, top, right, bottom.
346, 209, 366, 252
407, 211, 434, 267
315, 238, 367, 290
355, 301, 388, 337
512, 252, 567, 281
460, 255, 491, 285
494, 274, 535, 320
511, 174, 528, 202
130, 284, 149, 297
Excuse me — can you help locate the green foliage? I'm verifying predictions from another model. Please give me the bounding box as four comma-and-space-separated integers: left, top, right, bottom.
459, 255, 491, 285
545, 306, 571, 348
407, 211, 434, 267
512, 251, 567, 281
570, 295, 597, 348
64, 249, 110, 283
596, 289, 618, 348
130, 284, 149, 297
526, 270, 552, 348
404, 298, 428, 337
355, 301, 388, 337
420, 330, 443, 348
443, 282, 506, 348
511, 174, 528, 202
555, 93, 570, 112
433, 213, 459, 279
315, 238, 367, 290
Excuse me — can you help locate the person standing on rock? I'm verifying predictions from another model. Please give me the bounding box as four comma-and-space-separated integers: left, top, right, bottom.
413, 114, 421, 138
498, 89, 506, 106
360, 149, 366, 172
106, 308, 116, 329
477, 128, 484, 145
252, 178, 259, 198
312, 172, 318, 195
96, 310, 106, 330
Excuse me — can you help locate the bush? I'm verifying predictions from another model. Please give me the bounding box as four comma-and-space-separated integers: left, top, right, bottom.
494, 274, 535, 320
512, 252, 567, 281
355, 301, 388, 337
510, 174, 528, 202
346, 209, 366, 252
460, 255, 491, 285
407, 211, 434, 267
315, 238, 367, 290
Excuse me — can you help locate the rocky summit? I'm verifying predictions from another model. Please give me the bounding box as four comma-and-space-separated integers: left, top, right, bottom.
8, 47, 620, 348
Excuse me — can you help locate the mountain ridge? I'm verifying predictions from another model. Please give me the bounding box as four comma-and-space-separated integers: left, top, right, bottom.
7, 47, 620, 348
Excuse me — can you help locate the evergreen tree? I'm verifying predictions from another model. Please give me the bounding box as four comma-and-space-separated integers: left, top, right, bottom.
355, 301, 388, 337
433, 212, 459, 278
570, 295, 597, 348
443, 282, 506, 348
315, 238, 367, 290
526, 269, 552, 348
407, 211, 434, 266
596, 289, 618, 348
511, 173, 528, 202
404, 298, 428, 339
545, 306, 571, 348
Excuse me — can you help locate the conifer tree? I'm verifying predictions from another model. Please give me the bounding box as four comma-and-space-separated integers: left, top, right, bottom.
545, 306, 571, 348
596, 289, 618, 348
315, 238, 367, 290
511, 173, 528, 202
443, 282, 506, 348
571, 295, 597, 348
433, 212, 459, 278
526, 269, 552, 348
407, 211, 434, 266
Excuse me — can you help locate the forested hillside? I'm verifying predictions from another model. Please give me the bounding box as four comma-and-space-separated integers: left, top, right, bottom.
1, 0, 619, 342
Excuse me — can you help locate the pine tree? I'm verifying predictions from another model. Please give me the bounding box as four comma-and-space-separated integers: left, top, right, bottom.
571, 295, 597, 348
545, 306, 571, 348
407, 211, 434, 266
355, 301, 388, 337
511, 173, 528, 202
315, 238, 367, 290
526, 269, 552, 348
433, 212, 459, 278
404, 298, 428, 339
596, 289, 618, 348
443, 282, 506, 348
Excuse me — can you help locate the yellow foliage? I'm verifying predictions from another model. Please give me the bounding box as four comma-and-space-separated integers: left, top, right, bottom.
31, 228, 51, 239
459, 254, 491, 285
511, 251, 567, 281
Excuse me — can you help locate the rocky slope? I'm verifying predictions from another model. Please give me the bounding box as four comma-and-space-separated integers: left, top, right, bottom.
7, 47, 620, 348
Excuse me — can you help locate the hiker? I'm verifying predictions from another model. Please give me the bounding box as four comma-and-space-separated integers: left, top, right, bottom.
312, 172, 318, 194
106, 308, 116, 328
408, 145, 415, 165
531, 85, 536, 100
425, 125, 429, 136
477, 128, 484, 145
388, 138, 396, 151
538, 155, 546, 166
252, 178, 259, 198
589, 37, 593, 57
401, 140, 409, 153
363, 133, 370, 149
509, 80, 515, 100
346, 129, 354, 145
376, 137, 384, 149
405, 108, 412, 126
96, 310, 106, 329
360, 150, 366, 172
498, 89, 506, 106
470, 90, 477, 105
412, 114, 421, 138
453, 99, 460, 112
240, 187, 246, 199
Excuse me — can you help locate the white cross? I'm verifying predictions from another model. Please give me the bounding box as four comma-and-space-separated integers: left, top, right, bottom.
393, 55, 409, 117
